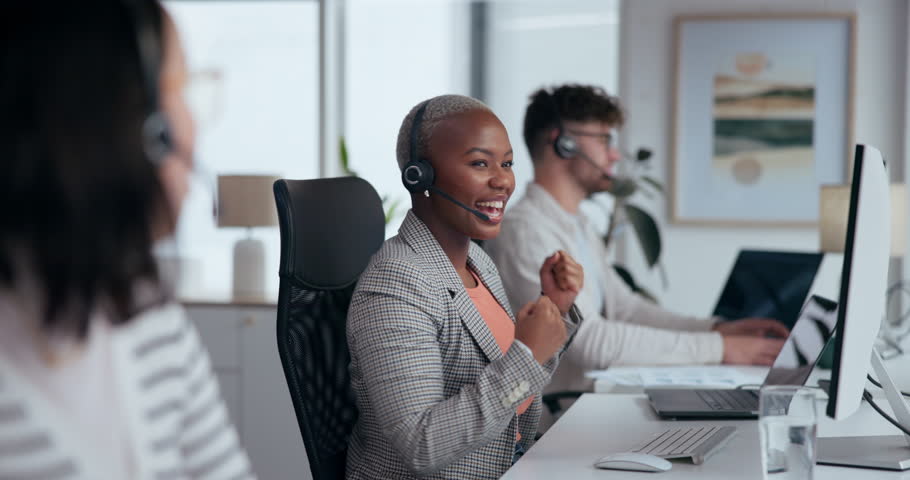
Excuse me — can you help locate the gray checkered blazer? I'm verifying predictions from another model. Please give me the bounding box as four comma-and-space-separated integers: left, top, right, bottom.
345, 211, 579, 479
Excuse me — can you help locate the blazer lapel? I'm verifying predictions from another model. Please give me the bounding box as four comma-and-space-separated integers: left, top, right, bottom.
398, 212, 503, 362
451, 289, 504, 362
468, 244, 516, 324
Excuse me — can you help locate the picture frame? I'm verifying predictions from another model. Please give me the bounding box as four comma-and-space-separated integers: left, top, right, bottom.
670, 14, 856, 226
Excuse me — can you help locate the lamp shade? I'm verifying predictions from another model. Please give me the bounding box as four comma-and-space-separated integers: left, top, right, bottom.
819, 184, 907, 256
217, 175, 280, 228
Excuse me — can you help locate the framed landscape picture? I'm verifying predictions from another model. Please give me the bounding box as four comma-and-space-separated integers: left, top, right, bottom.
670, 14, 855, 226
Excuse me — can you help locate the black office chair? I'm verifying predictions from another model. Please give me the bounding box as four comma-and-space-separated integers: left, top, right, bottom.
273, 177, 385, 480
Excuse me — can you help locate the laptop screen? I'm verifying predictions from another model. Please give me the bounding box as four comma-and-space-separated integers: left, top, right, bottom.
763, 295, 837, 387
713, 250, 824, 330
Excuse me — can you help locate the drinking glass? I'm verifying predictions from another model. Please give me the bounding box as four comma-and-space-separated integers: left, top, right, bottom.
759, 385, 819, 479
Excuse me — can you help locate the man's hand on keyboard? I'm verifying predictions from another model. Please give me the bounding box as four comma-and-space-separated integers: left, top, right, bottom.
720, 335, 785, 366
713, 317, 789, 338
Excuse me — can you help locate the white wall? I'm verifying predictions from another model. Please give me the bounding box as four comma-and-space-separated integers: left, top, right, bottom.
905, 4, 910, 288
166, 2, 320, 299
345, 0, 621, 236
485, 0, 620, 204
619, 0, 908, 316
344, 0, 471, 236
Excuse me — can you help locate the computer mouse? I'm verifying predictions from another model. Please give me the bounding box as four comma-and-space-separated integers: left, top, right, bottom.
594, 452, 672, 472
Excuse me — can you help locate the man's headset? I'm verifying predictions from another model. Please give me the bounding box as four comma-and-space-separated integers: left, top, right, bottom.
123, 0, 174, 166
542, 90, 643, 197
544, 91, 582, 161
400, 101, 490, 222
542, 89, 611, 178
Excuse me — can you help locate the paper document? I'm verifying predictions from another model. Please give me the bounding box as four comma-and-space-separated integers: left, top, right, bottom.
585, 365, 768, 389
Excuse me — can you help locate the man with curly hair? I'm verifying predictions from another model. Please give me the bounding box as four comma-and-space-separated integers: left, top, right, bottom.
485, 84, 788, 428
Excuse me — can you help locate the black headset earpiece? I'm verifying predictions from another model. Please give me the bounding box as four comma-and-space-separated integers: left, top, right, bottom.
397, 99, 491, 221
544, 90, 578, 159
125, 0, 174, 166
554, 130, 579, 159
401, 101, 435, 194
142, 111, 173, 165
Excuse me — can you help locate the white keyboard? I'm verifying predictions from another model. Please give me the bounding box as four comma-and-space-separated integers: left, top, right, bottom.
630, 426, 737, 464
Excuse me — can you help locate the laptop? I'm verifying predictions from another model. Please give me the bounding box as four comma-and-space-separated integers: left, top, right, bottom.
646, 294, 837, 419
712, 250, 824, 330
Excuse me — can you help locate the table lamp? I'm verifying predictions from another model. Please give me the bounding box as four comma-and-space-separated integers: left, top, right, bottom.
818, 183, 906, 368
819, 184, 907, 256
218, 174, 280, 301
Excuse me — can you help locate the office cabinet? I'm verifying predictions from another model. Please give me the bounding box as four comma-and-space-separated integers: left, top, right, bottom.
183, 300, 313, 480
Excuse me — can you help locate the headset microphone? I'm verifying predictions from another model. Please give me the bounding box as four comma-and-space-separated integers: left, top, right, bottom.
428, 186, 490, 222
574, 149, 613, 180
400, 101, 491, 222
574, 149, 636, 196
573, 150, 637, 197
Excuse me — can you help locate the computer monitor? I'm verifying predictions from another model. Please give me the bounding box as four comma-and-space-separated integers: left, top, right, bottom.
762, 295, 837, 387
815, 145, 910, 470
712, 250, 824, 330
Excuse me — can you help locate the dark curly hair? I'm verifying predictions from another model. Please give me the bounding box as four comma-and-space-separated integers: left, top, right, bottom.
0, 0, 169, 338
523, 84, 625, 163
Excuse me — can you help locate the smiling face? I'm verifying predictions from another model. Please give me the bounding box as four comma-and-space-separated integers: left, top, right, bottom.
421, 109, 515, 241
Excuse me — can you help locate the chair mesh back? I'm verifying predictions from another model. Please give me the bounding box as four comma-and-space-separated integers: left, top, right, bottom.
273, 177, 384, 480
278, 283, 357, 480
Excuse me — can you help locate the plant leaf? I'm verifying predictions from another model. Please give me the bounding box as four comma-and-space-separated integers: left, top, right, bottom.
624, 203, 661, 267
636, 148, 653, 162
635, 285, 659, 304
339, 136, 357, 176
612, 264, 639, 290
612, 264, 659, 304
641, 175, 664, 193
606, 178, 638, 198
384, 197, 402, 224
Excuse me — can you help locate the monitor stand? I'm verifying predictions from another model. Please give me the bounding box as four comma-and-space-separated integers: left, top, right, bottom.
817, 347, 910, 470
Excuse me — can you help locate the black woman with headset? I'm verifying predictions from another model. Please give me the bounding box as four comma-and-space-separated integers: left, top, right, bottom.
0, 1, 252, 478
344, 94, 584, 479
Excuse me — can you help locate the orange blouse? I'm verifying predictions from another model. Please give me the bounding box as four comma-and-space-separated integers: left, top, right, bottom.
466, 269, 534, 418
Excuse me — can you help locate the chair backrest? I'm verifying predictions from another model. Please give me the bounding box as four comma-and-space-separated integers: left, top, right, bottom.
273, 177, 385, 480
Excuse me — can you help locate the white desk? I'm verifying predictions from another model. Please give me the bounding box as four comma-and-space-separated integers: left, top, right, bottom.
591, 365, 770, 393
503, 393, 910, 479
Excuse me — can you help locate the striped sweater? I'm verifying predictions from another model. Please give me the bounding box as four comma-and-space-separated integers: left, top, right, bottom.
0, 301, 254, 480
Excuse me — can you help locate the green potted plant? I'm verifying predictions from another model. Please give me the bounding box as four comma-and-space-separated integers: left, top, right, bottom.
338, 136, 403, 225
600, 148, 665, 302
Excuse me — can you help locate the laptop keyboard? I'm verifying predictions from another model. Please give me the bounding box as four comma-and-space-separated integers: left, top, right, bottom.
631, 426, 737, 464
696, 389, 758, 411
